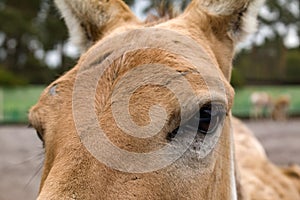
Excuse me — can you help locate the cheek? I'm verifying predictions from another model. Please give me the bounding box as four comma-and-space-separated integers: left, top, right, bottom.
213, 117, 232, 162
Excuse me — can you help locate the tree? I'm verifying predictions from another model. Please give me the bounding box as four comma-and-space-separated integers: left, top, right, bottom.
0, 0, 74, 85
0, 0, 136, 86
238, 0, 300, 84
0, 0, 298, 86
123, 0, 135, 6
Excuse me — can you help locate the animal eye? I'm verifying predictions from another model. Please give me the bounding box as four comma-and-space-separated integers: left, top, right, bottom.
36, 129, 45, 148
36, 130, 44, 143
167, 103, 226, 140
29, 123, 45, 146
198, 104, 226, 135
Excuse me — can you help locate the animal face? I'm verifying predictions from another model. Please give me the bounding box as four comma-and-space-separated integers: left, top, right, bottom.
29, 0, 264, 199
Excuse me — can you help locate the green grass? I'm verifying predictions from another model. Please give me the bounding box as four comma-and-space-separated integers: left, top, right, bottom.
0, 86, 44, 123
233, 86, 300, 118
0, 85, 300, 123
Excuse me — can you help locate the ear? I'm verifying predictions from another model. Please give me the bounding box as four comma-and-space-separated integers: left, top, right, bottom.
54, 0, 140, 52
184, 0, 265, 43
175, 0, 264, 80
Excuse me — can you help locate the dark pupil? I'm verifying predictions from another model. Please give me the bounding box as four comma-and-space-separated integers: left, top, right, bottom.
36, 131, 43, 142
36, 130, 45, 147
199, 104, 226, 134
167, 104, 225, 141
198, 105, 216, 134
198, 105, 212, 134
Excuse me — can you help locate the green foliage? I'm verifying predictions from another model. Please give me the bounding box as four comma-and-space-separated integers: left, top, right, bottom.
36, 2, 69, 50
0, 0, 299, 86
231, 68, 245, 88
0, 7, 36, 36
260, 0, 299, 26
286, 50, 300, 83
234, 38, 300, 84
123, 0, 135, 6
0, 67, 28, 86
0, 0, 74, 86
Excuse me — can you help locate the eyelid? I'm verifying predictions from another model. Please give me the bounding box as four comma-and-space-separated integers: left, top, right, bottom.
189, 102, 226, 121
209, 104, 227, 116
170, 103, 223, 134
28, 121, 45, 147
28, 118, 45, 137
36, 130, 44, 142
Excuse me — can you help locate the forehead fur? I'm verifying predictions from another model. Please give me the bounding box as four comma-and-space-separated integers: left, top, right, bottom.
73, 27, 234, 107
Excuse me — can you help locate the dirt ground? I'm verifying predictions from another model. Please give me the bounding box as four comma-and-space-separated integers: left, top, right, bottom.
244, 119, 300, 166
0, 119, 299, 200
0, 126, 42, 200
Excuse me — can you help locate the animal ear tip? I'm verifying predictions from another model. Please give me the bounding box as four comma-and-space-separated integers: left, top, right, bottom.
187, 0, 264, 38
229, 0, 264, 43
54, 0, 138, 52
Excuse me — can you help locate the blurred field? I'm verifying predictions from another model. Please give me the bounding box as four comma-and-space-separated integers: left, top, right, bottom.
0, 85, 300, 123
0, 86, 44, 123
233, 86, 300, 117
0, 126, 42, 200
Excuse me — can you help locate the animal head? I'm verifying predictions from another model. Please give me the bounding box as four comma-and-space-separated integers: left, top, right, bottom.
29, 0, 264, 199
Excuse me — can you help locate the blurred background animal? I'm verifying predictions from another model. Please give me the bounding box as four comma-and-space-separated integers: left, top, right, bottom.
250, 92, 273, 119
272, 94, 291, 121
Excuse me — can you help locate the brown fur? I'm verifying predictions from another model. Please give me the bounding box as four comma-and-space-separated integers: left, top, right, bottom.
27, 0, 299, 199
272, 95, 291, 121
233, 118, 300, 200
281, 165, 300, 194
